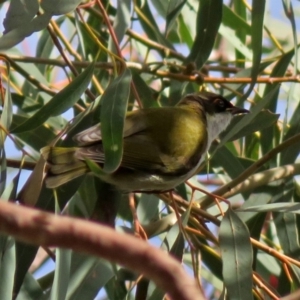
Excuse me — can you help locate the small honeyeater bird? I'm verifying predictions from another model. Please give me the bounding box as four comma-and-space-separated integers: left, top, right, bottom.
41, 92, 249, 192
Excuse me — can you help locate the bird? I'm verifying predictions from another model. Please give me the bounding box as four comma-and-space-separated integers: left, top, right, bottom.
41, 91, 249, 192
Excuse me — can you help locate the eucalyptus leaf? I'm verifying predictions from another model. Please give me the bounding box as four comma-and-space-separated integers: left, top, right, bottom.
135, 0, 174, 49
3, 0, 39, 33
219, 207, 253, 300
109, 0, 131, 54
244, 0, 265, 98
0, 238, 16, 300
221, 110, 279, 142
66, 254, 114, 299
12, 63, 95, 133
101, 68, 132, 173
166, 0, 186, 35
50, 249, 71, 300
238, 202, 300, 214
186, 0, 222, 68
0, 13, 51, 51
219, 87, 279, 148
222, 4, 251, 35
41, 0, 82, 15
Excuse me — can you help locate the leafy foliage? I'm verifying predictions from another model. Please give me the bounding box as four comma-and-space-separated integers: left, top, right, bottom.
0, 0, 300, 299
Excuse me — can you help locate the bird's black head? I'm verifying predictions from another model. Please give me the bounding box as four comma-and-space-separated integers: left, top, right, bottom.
178, 91, 249, 115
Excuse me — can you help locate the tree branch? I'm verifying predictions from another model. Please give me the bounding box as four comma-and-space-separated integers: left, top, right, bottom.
0, 201, 204, 300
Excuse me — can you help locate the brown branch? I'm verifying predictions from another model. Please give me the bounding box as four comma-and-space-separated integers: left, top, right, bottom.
154, 70, 300, 84
4, 159, 36, 170
0, 201, 204, 300
6, 55, 298, 84
5, 55, 238, 74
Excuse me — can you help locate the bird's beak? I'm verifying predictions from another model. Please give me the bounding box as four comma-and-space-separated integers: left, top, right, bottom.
227, 106, 250, 115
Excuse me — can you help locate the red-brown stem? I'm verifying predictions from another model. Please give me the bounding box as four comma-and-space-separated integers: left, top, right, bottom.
0, 201, 204, 300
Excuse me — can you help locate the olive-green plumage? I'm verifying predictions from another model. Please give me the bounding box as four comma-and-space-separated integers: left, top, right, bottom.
41, 92, 248, 192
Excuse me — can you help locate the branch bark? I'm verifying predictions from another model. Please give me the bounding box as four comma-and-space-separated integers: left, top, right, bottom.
0, 201, 204, 300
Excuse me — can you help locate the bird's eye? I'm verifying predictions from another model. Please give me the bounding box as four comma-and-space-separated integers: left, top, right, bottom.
216, 99, 226, 109
218, 99, 225, 106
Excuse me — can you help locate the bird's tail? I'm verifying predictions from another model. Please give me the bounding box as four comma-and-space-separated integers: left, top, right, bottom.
41, 146, 88, 188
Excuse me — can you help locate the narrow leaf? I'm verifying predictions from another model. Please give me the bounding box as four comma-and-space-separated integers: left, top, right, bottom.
219, 207, 253, 300
219, 87, 279, 148
221, 111, 280, 142
243, 0, 266, 99
109, 0, 131, 54
66, 254, 114, 299
0, 238, 15, 300
136, 1, 174, 49
12, 63, 95, 133
222, 4, 251, 35
186, 0, 223, 69
41, 0, 82, 15
166, 0, 186, 34
101, 68, 132, 173
50, 249, 72, 300
3, 0, 39, 33
0, 13, 52, 51
239, 202, 300, 214
0, 150, 6, 196
219, 24, 252, 60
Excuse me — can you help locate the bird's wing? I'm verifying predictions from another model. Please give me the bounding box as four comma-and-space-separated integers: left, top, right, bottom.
75, 133, 166, 172
73, 110, 149, 146
74, 109, 165, 169
74, 109, 173, 172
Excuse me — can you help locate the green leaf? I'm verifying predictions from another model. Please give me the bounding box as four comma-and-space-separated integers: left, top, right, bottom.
239, 202, 300, 214
3, 0, 39, 33
274, 211, 299, 254
178, 14, 193, 48
261, 48, 297, 155
221, 110, 280, 142
219, 87, 279, 149
137, 194, 159, 224
109, 0, 131, 54
135, 1, 174, 50
233, 0, 247, 70
283, 0, 298, 73
50, 249, 72, 300
212, 145, 245, 180
132, 71, 158, 108
16, 272, 44, 300
0, 150, 6, 196
12, 114, 56, 151
243, 0, 265, 98
0, 13, 52, 51
186, 0, 223, 69
100, 68, 132, 173
222, 4, 250, 35
1, 75, 13, 132
41, 0, 82, 15
219, 24, 252, 60
12, 63, 95, 133
0, 67, 13, 147
166, 0, 186, 35
0, 237, 16, 300
66, 254, 114, 299
219, 207, 253, 300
